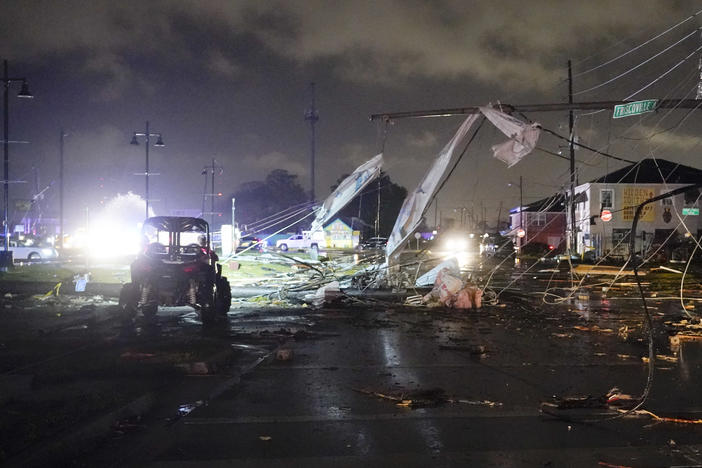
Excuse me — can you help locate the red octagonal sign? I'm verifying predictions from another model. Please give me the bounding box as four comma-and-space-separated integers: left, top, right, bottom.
601, 209, 612, 222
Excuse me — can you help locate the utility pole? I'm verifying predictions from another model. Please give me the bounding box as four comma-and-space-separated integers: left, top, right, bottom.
59, 129, 66, 250
519, 175, 524, 234
201, 159, 223, 227
304, 82, 319, 203
375, 177, 380, 237
567, 60, 577, 254
496, 200, 503, 232
211, 157, 216, 227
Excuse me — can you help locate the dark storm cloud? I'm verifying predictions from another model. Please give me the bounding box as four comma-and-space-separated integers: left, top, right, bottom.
1, 0, 701, 228
3, 0, 698, 98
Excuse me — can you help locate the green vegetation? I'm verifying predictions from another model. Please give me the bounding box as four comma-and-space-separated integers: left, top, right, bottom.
0, 263, 130, 284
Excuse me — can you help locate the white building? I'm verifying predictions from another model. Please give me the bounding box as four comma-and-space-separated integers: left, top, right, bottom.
571, 159, 702, 260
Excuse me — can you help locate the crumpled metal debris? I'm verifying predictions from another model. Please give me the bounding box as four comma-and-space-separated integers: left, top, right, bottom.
422, 268, 482, 309
305, 281, 341, 307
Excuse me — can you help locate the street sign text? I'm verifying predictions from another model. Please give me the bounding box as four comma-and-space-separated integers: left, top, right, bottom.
613, 100, 658, 119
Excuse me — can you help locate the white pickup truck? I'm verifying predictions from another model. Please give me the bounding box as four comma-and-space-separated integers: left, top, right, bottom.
275, 231, 324, 252
7, 240, 59, 261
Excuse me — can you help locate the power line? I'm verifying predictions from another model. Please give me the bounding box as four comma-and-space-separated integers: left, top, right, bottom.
574, 9, 702, 78
540, 126, 636, 164
623, 44, 702, 99
574, 28, 700, 96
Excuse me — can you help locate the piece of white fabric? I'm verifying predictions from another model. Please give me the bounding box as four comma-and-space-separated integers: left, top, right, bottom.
480, 106, 540, 167
385, 114, 481, 260
310, 153, 383, 232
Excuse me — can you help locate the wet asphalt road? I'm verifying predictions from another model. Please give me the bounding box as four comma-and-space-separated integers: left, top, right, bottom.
65, 291, 702, 468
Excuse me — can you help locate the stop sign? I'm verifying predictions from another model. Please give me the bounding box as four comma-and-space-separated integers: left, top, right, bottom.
601, 209, 612, 222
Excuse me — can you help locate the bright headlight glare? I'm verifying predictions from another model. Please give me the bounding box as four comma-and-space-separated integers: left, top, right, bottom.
444, 237, 468, 251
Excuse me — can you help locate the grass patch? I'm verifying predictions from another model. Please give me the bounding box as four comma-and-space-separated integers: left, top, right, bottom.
0, 263, 131, 284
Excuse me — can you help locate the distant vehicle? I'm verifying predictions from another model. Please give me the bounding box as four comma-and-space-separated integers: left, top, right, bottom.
275, 231, 323, 252
360, 236, 387, 251
118, 217, 231, 326
6, 240, 58, 261
236, 234, 263, 252
437, 232, 478, 254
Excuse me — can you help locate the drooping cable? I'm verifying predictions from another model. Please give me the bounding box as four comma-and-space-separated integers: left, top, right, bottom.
540, 127, 636, 164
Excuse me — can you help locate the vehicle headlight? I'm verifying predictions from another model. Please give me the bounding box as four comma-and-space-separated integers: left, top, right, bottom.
444, 238, 468, 251
41, 248, 55, 257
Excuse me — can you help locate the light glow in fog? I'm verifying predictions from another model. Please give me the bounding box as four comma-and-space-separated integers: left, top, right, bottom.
84, 193, 154, 259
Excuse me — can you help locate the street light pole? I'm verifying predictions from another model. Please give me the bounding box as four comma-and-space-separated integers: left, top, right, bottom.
130, 121, 164, 219
519, 175, 523, 233
59, 129, 66, 251
3, 61, 8, 253
145, 121, 150, 219
2, 59, 32, 261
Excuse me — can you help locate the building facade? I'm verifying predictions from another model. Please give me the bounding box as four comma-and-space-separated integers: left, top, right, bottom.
572, 159, 702, 259
509, 194, 567, 251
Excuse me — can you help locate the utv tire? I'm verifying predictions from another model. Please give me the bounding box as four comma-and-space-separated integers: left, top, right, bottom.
119, 283, 139, 317
279, 243, 288, 252
200, 305, 216, 326
142, 303, 158, 321
215, 277, 231, 314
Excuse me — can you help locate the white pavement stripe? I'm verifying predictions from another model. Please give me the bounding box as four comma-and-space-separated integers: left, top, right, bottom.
184, 408, 540, 425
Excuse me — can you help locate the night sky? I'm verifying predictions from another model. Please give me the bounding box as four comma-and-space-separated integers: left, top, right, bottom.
2, 0, 701, 231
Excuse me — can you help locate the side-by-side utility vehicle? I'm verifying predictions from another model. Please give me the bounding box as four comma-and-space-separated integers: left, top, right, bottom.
118, 217, 231, 325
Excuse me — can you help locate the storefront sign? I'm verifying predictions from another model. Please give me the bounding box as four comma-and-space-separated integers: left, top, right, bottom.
622, 187, 655, 221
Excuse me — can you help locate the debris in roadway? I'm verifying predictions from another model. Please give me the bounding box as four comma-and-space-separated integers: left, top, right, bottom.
422, 268, 483, 309
305, 281, 341, 307
275, 348, 294, 361
415, 258, 459, 287
353, 387, 500, 409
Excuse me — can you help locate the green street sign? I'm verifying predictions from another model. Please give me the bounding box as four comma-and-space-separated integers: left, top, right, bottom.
682, 207, 699, 216
613, 100, 658, 119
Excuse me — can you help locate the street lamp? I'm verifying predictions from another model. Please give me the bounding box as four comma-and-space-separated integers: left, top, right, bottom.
130, 121, 164, 219
2, 59, 33, 268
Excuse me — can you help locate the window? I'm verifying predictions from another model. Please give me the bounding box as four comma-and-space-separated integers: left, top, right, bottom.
600, 189, 613, 209
531, 213, 546, 226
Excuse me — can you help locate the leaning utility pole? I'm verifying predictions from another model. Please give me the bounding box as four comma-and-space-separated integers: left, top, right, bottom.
370, 98, 702, 254
304, 82, 319, 203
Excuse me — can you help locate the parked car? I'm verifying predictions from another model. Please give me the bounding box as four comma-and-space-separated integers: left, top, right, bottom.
236, 234, 263, 252
7, 240, 58, 261
360, 236, 388, 250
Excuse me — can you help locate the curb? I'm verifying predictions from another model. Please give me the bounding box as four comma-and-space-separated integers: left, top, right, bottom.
6, 392, 157, 468
5, 346, 235, 467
